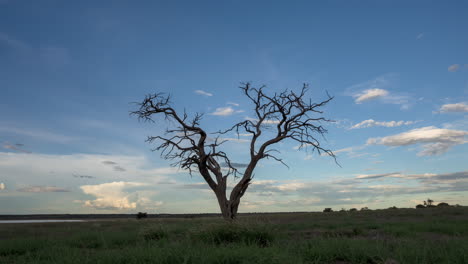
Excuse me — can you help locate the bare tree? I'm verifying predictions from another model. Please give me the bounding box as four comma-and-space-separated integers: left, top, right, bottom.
132, 83, 336, 220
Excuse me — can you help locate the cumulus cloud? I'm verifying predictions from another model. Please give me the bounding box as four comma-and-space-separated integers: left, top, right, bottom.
448, 64, 460, 72
439, 102, 468, 113
367, 126, 468, 156
17, 186, 70, 192
350, 119, 416, 129
0, 183, 5, 190
194, 90, 213, 97
354, 88, 389, 103
80, 181, 148, 210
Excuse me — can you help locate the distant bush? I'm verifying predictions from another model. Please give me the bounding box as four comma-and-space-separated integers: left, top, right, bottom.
136, 212, 147, 219
437, 202, 449, 207
339, 208, 346, 212
323, 208, 333, 213
416, 204, 425, 209
360, 207, 370, 211
388, 206, 398, 209
349, 208, 357, 212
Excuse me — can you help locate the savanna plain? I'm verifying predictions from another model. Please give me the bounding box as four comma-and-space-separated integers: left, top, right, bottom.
1, 207, 467, 264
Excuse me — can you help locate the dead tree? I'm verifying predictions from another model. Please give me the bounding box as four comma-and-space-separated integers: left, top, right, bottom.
132, 83, 336, 220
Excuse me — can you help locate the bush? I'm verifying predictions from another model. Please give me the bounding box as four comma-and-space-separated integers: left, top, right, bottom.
349, 208, 357, 212
323, 208, 333, 213
136, 212, 147, 219
416, 204, 425, 209
437, 202, 449, 207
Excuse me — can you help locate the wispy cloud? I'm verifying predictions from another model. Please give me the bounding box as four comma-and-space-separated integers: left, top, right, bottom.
354, 88, 389, 103
448, 64, 460, 72
17, 186, 70, 193
356, 172, 403, 179
416, 33, 424, 39
101, 160, 126, 172
0, 32, 30, 51
0, 183, 5, 190
3, 142, 31, 153
346, 74, 410, 108
227, 102, 239, 106
194, 90, 213, 97
367, 126, 468, 156
72, 174, 96, 179
439, 102, 468, 113
211, 106, 235, 116
0, 126, 77, 144
350, 119, 417, 129
0, 32, 70, 67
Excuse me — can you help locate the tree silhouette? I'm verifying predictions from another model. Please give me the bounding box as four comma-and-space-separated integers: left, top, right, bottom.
132, 83, 335, 220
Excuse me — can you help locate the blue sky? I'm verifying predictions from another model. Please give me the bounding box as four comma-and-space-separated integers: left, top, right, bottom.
1, 0, 467, 214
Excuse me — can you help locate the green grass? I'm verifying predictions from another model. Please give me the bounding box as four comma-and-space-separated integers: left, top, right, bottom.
1, 207, 467, 263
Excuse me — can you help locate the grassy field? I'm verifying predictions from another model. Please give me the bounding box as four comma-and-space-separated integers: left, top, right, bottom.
1, 207, 467, 264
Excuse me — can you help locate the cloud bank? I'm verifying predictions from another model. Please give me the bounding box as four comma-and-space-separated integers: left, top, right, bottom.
367, 126, 468, 156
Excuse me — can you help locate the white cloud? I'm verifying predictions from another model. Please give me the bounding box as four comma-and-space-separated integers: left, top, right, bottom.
210, 106, 244, 116
448, 64, 460, 72
80, 181, 149, 210
194, 90, 213, 96
0, 183, 5, 190
211, 106, 234, 116
350, 119, 416, 129
346, 74, 410, 108
439, 102, 468, 113
367, 126, 468, 156
227, 102, 239, 106
245, 116, 280, 124
416, 33, 424, 39
354, 88, 389, 103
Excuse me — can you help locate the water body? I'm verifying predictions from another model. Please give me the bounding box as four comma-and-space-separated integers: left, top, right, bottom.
0, 220, 85, 224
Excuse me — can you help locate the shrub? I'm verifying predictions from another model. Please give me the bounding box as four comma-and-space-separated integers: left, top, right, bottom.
437, 202, 449, 207
388, 206, 398, 209
323, 208, 333, 213
136, 212, 148, 219
349, 208, 357, 212
416, 204, 425, 209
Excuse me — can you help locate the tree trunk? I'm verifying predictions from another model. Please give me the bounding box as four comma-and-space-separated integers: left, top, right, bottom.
214, 182, 250, 221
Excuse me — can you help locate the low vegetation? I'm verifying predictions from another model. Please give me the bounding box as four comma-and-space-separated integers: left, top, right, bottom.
1, 206, 467, 263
